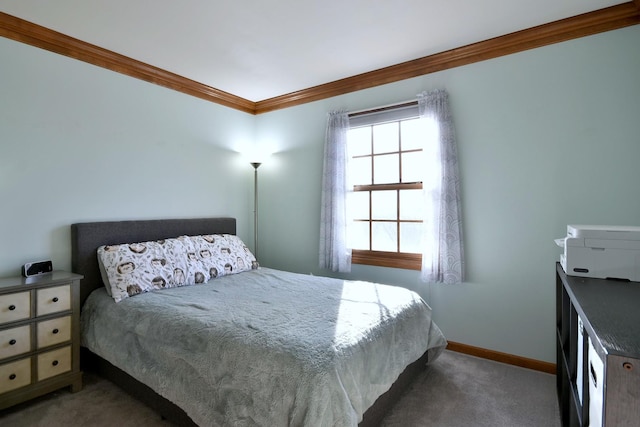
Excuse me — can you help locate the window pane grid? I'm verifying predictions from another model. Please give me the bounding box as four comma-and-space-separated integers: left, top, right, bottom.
347, 116, 424, 264
351, 188, 422, 255
350, 122, 423, 187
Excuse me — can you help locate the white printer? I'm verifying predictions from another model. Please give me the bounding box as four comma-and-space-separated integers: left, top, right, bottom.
557, 224, 640, 282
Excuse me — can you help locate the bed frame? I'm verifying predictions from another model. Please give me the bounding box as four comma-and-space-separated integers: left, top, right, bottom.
71, 217, 429, 426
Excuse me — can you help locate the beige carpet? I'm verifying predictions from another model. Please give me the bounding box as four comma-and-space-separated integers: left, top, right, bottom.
0, 350, 560, 426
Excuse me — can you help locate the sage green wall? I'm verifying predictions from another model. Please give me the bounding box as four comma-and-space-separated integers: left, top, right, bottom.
1, 25, 638, 364
0, 37, 256, 278
255, 25, 640, 363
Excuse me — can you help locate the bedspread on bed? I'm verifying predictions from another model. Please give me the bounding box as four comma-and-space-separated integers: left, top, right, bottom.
81, 268, 446, 427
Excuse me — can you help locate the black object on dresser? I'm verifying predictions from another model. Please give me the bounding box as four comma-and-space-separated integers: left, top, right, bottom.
0, 271, 83, 410
556, 263, 640, 427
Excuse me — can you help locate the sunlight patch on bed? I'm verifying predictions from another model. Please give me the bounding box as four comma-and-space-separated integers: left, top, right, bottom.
334, 281, 413, 342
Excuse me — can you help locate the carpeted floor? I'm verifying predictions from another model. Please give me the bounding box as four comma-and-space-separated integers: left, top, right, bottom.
381, 350, 560, 427
0, 350, 560, 426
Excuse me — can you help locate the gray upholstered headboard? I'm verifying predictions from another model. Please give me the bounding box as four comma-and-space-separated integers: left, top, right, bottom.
71, 217, 236, 306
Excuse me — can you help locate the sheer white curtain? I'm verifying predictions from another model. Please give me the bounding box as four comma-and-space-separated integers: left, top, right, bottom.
418, 89, 465, 283
319, 110, 352, 272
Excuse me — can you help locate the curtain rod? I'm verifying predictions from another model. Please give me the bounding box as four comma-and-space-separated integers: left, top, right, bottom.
348, 99, 417, 118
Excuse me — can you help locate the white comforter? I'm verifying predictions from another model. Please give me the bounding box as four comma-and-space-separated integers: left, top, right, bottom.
81, 268, 446, 426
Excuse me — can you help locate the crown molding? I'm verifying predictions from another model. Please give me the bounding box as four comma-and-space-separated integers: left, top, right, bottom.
0, 11, 257, 114
255, 2, 640, 113
1, 3, 638, 115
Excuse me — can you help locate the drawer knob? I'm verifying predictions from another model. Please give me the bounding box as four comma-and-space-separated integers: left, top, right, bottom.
8, 305, 16, 311
52, 297, 59, 303
52, 360, 59, 367
9, 339, 16, 345
623, 362, 634, 371
9, 374, 16, 380
52, 328, 59, 334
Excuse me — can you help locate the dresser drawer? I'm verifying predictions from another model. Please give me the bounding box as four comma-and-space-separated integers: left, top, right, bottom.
38, 346, 71, 381
37, 316, 71, 348
0, 292, 31, 324
0, 272, 82, 409
0, 358, 31, 394
37, 285, 71, 316
0, 325, 31, 359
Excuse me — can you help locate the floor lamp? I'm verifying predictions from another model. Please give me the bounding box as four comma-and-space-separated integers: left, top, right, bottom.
251, 162, 261, 259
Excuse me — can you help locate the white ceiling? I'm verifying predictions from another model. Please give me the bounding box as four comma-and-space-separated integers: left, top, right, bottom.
0, 0, 625, 101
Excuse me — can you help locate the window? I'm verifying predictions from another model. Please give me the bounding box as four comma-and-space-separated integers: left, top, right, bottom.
347, 102, 429, 270
320, 90, 463, 282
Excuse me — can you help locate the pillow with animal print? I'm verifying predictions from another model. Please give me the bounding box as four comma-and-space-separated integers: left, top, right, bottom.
97, 234, 258, 302
193, 234, 259, 277
97, 240, 182, 303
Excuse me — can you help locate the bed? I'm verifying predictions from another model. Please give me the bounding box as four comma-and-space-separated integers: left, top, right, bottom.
71, 217, 446, 426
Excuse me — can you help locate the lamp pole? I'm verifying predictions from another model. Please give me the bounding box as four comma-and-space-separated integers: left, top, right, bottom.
251, 162, 261, 259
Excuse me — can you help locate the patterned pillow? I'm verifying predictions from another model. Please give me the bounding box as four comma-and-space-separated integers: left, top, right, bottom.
97, 234, 258, 302
205, 234, 260, 276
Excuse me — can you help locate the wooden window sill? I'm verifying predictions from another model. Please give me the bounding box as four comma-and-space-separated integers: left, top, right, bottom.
352, 250, 421, 270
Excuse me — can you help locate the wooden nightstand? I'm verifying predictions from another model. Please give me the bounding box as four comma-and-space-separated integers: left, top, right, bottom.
0, 271, 83, 410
